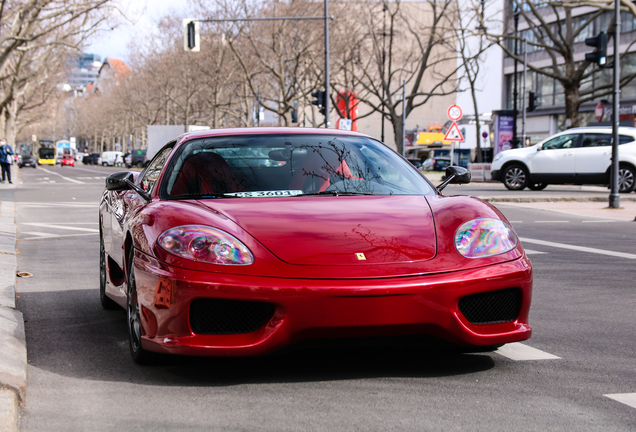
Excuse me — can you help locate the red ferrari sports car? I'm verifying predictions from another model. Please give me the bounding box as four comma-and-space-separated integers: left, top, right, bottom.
100, 128, 532, 364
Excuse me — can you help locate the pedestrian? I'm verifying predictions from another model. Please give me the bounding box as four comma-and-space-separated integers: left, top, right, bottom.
0, 138, 14, 184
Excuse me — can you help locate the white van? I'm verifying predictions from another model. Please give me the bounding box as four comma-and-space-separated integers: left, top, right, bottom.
97, 151, 124, 167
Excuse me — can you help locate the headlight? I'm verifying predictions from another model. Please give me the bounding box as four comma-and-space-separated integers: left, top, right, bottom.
158, 225, 254, 265
493, 153, 504, 162
454, 218, 518, 258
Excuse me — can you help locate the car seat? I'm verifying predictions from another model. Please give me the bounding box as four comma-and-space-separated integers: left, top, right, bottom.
170, 152, 241, 196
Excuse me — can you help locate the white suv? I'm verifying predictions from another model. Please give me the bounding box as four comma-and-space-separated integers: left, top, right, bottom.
490, 127, 636, 193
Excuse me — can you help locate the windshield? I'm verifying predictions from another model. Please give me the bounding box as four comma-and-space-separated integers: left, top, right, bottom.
161, 134, 435, 199
38, 148, 54, 159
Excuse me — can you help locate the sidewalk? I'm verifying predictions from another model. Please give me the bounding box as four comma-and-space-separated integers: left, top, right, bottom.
0, 166, 24, 432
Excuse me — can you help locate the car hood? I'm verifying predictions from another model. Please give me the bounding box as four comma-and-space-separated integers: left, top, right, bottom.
197, 196, 437, 266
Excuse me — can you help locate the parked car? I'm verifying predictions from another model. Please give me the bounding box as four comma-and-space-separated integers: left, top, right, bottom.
407, 158, 423, 169
83, 153, 100, 165
18, 154, 37, 169
97, 151, 124, 167
125, 149, 147, 168
60, 154, 75, 167
100, 127, 532, 364
491, 127, 636, 193
422, 157, 452, 171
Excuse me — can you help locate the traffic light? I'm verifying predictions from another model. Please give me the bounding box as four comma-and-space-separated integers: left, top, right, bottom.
311, 90, 326, 116
585, 32, 607, 67
291, 108, 298, 123
183, 19, 200, 52
527, 91, 537, 112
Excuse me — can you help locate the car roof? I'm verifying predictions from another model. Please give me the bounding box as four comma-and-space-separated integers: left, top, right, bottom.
175, 127, 373, 145
563, 126, 636, 134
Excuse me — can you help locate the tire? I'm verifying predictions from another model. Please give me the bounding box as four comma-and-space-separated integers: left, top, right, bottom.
502, 164, 529, 191
100, 235, 119, 310
528, 183, 548, 191
102, 162, 107, 166
127, 248, 156, 365
618, 165, 636, 193
136, 161, 144, 168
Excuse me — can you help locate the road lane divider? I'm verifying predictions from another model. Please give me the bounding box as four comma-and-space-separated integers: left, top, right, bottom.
519, 237, 636, 260
37, 167, 84, 184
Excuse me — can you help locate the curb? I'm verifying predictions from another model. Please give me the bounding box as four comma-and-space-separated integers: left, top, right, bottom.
479, 195, 636, 203
0, 191, 24, 432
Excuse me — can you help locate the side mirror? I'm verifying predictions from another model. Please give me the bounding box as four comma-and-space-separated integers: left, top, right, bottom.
536, 145, 542, 151
105, 171, 135, 191
105, 171, 150, 201
437, 166, 471, 192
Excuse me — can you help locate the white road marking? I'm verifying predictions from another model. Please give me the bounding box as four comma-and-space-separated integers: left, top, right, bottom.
524, 249, 547, 255
508, 221, 523, 223
520, 237, 636, 260
582, 220, 616, 223
535, 220, 569, 223
37, 168, 84, 184
21, 231, 58, 238
604, 393, 636, 409
18, 202, 97, 209
495, 343, 560, 361
21, 232, 98, 240
22, 223, 99, 233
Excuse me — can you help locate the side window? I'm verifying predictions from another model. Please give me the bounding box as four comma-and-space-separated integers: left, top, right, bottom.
140, 145, 174, 193
620, 135, 635, 144
581, 134, 611, 147
542, 134, 579, 150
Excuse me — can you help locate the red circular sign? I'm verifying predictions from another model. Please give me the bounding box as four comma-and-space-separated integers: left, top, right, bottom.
448, 105, 462, 121
595, 102, 604, 122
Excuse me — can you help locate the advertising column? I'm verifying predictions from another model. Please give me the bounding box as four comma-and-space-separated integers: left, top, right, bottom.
492, 110, 516, 156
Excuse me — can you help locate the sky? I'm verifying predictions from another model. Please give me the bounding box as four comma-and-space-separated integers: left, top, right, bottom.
86, 0, 185, 62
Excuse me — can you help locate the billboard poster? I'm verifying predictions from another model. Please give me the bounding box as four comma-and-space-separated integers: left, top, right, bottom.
493, 113, 514, 155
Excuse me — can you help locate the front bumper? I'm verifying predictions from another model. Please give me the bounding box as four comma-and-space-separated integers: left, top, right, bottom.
132, 251, 532, 356
491, 169, 501, 181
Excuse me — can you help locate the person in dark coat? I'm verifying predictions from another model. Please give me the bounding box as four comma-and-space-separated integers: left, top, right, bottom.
0, 138, 14, 184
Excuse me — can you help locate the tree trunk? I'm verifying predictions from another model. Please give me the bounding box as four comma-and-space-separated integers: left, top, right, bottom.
470, 83, 482, 163
563, 82, 581, 128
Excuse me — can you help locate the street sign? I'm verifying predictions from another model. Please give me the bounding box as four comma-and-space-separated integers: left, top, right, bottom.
444, 122, 464, 141
337, 118, 352, 131
447, 104, 462, 121
595, 102, 605, 122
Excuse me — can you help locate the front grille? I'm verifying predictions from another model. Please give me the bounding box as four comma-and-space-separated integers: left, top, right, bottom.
458, 288, 522, 325
189, 298, 276, 335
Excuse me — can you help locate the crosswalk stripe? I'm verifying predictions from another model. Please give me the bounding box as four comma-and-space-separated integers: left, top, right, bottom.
495, 342, 560, 361
605, 393, 636, 409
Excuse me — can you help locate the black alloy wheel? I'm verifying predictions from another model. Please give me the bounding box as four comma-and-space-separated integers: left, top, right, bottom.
618, 165, 636, 193
502, 164, 529, 191
528, 183, 548, 191
127, 249, 156, 364
100, 234, 118, 310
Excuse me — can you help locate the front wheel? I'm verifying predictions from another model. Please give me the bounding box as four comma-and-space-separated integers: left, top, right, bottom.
502, 164, 529, 191
618, 165, 636, 193
528, 183, 548, 191
127, 249, 157, 365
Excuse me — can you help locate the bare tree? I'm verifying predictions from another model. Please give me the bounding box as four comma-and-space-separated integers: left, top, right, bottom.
481, 0, 636, 128
331, 0, 463, 154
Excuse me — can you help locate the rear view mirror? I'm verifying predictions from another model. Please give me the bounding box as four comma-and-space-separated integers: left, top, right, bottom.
437, 166, 471, 191
105, 172, 135, 191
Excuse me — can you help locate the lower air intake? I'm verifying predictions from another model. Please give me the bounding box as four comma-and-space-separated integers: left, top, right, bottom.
189, 298, 276, 335
458, 288, 522, 325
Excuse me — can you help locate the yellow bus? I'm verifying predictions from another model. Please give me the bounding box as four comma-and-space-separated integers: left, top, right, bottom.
38, 147, 55, 165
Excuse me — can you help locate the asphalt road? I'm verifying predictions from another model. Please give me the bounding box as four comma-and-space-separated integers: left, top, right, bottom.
11, 164, 636, 431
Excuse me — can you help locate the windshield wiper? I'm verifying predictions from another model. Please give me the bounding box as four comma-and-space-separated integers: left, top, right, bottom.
296, 190, 375, 197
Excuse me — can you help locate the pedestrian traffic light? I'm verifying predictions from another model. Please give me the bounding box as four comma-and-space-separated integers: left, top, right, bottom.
585, 32, 607, 67
291, 108, 298, 123
311, 90, 327, 116
183, 19, 200, 52
527, 91, 537, 112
